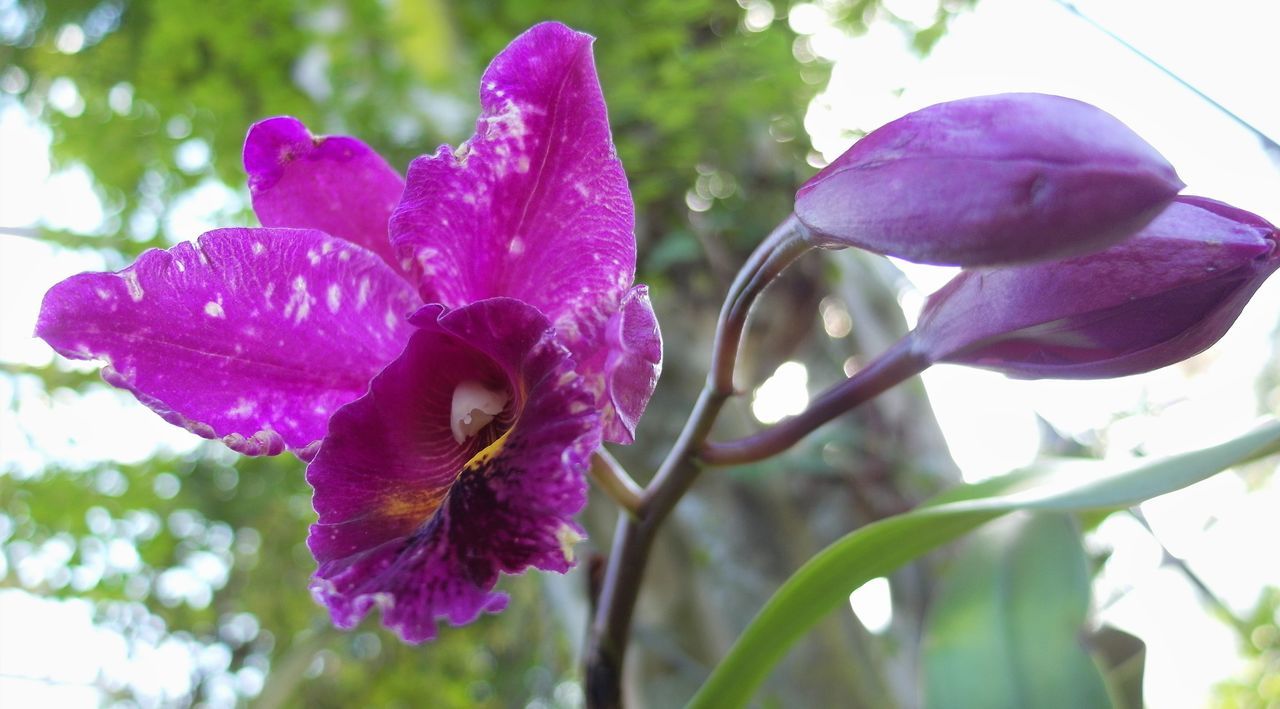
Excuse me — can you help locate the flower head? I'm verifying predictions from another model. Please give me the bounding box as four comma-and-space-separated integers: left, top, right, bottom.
305, 22, 660, 641
36, 21, 661, 642
912, 196, 1279, 378
794, 93, 1185, 266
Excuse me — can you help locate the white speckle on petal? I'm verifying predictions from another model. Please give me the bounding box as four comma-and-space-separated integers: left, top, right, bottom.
284, 276, 313, 324
508, 238, 525, 256
515, 155, 530, 173
415, 247, 439, 277
326, 283, 342, 313
384, 309, 398, 330
307, 249, 321, 266
174, 260, 186, 273
123, 270, 144, 302
482, 99, 530, 146
95, 288, 112, 301
321, 241, 333, 255
356, 276, 371, 309
227, 398, 256, 418
204, 301, 225, 318
252, 242, 265, 256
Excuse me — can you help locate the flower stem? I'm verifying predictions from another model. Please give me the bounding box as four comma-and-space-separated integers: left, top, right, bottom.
583, 215, 812, 708
699, 335, 932, 466
590, 449, 644, 516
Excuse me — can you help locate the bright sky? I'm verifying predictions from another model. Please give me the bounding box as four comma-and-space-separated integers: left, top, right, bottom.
2, 0, 1279, 706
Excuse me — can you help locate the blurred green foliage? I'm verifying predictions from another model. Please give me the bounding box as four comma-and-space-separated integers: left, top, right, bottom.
1214, 588, 1280, 708
1, 427, 575, 706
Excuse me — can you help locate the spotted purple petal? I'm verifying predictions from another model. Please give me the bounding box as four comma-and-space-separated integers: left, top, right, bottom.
36, 228, 421, 456
245, 116, 407, 275
307, 298, 600, 643
391, 22, 635, 357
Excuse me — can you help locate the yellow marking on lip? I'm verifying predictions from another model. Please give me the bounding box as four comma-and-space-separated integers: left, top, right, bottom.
556, 524, 584, 563
379, 428, 515, 523
381, 486, 448, 523
462, 428, 512, 475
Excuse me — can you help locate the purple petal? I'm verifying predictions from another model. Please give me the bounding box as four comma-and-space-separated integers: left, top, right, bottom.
245, 117, 407, 275
36, 228, 420, 455
580, 285, 663, 444
307, 298, 600, 643
391, 22, 635, 357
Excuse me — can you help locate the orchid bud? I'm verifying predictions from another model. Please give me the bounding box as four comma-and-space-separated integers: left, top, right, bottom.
911, 196, 1278, 379
795, 93, 1185, 266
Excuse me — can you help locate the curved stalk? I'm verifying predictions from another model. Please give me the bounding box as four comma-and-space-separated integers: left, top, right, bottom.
700, 335, 932, 466
583, 215, 812, 707
590, 449, 645, 516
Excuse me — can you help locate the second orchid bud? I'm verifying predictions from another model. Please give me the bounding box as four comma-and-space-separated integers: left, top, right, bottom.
911, 197, 1278, 379
795, 93, 1185, 266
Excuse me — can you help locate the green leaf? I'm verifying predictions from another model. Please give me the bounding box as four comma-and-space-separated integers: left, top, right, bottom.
922, 513, 1111, 709
689, 419, 1280, 708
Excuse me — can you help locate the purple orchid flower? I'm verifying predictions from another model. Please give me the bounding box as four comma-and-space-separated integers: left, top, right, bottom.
302, 22, 661, 641
36, 21, 661, 642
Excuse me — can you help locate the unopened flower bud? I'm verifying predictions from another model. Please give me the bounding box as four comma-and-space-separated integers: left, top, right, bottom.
795, 93, 1185, 266
912, 196, 1278, 379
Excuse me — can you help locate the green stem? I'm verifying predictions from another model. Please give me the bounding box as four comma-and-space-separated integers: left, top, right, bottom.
589, 449, 644, 516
